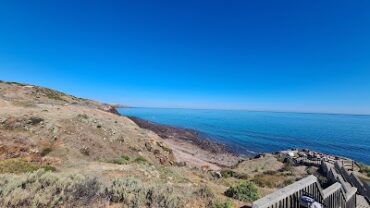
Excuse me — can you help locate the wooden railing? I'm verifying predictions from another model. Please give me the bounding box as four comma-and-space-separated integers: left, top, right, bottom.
252, 175, 322, 208
252, 175, 357, 208
334, 161, 370, 203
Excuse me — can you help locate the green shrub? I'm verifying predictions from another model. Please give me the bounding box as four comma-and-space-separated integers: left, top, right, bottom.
221, 169, 236, 178
359, 164, 370, 177
220, 169, 248, 179
211, 200, 234, 208
42, 165, 57, 172
108, 155, 130, 165
0, 158, 39, 174
120, 155, 130, 161
133, 156, 148, 164
0, 158, 57, 174
224, 181, 260, 202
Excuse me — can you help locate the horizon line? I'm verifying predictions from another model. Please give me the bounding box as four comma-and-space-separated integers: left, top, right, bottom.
119, 106, 370, 117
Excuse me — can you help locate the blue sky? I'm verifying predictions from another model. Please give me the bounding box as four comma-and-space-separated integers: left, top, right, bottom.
1, 0, 370, 114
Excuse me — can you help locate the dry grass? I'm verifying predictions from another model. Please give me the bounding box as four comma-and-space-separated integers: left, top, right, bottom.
11, 101, 37, 108
34, 87, 66, 101
0, 170, 189, 208
251, 169, 297, 189
0, 170, 102, 207
106, 178, 184, 208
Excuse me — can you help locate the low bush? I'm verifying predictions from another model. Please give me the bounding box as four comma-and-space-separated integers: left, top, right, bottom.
106, 178, 183, 208
0, 169, 184, 208
0, 170, 102, 207
220, 169, 249, 179
221, 169, 236, 178
224, 181, 260, 202
108, 155, 130, 165
194, 186, 215, 198
133, 156, 148, 164
42, 165, 57, 172
359, 164, 370, 177
0, 158, 39, 174
211, 200, 234, 208
0, 157, 57, 174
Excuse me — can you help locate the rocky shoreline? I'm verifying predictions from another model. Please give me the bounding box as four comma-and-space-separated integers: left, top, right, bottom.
128, 116, 370, 172
128, 116, 243, 169
128, 116, 234, 154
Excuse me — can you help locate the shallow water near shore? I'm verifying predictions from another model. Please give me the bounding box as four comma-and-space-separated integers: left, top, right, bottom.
119, 108, 370, 165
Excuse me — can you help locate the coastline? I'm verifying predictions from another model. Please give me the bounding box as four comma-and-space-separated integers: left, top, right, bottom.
128, 116, 244, 170
128, 116, 370, 168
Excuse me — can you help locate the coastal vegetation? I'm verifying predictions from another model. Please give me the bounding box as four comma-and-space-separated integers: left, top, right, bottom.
224, 181, 260, 202
211, 201, 234, 208
359, 163, 370, 177
0, 170, 103, 207
0, 158, 55, 174
1, 81, 368, 207
107, 177, 183, 208
106, 155, 131, 164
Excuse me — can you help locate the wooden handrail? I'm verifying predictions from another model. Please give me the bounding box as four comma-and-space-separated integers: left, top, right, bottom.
252, 175, 356, 208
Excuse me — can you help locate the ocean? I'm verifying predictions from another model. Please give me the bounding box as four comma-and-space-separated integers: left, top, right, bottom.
119, 108, 370, 165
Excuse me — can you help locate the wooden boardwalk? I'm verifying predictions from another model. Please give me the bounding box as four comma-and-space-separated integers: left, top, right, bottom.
252, 159, 369, 208
252, 175, 356, 208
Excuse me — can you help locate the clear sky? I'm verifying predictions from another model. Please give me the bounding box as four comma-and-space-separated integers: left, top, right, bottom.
1, 0, 370, 114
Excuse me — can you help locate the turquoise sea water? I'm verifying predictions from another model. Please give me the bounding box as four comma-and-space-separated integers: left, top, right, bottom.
119, 108, 370, 165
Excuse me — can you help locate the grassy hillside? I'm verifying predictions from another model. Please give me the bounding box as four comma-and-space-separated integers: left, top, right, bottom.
0, 81, 312, 208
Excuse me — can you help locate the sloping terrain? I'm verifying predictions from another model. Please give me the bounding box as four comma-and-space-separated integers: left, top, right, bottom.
0, 81, 314, 208
0, 81, 233, 207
